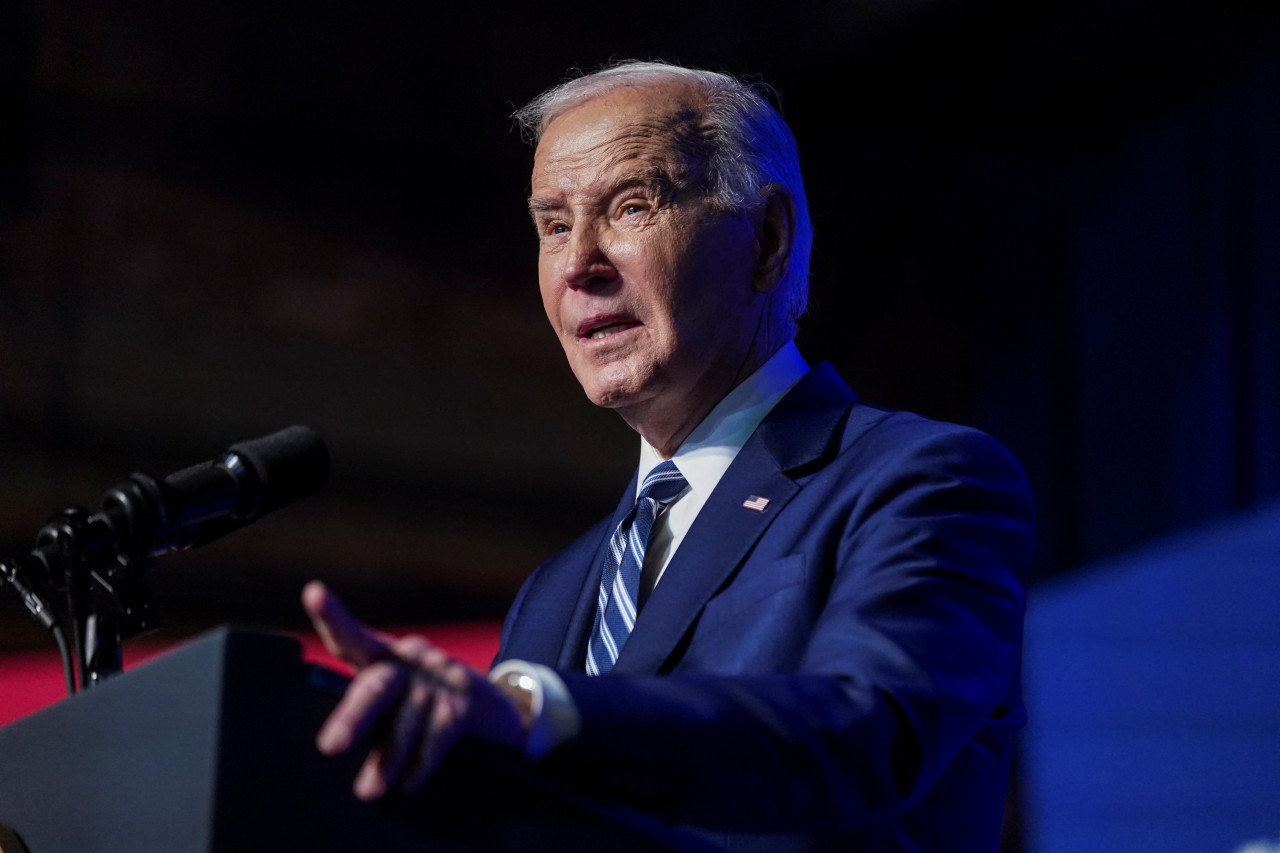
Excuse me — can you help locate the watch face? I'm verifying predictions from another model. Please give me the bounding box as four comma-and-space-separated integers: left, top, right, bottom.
497, 671, 538, 725
506, 672, 536, 691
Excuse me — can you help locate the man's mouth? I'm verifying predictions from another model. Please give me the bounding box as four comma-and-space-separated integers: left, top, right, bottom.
578, 316, 641, 341
588, 322, 639, 340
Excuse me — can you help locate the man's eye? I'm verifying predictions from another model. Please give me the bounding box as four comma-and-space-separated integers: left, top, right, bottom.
621, 203, 646, 217
550, 223, 570, 235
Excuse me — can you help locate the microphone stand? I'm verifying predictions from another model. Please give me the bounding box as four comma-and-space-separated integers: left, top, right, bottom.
2, 495, 159, 694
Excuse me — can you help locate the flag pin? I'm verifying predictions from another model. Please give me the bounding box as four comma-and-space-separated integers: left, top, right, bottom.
742, 495, 771, 512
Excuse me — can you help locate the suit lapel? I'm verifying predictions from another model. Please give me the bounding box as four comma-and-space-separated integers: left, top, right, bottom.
612, 363, 856, 674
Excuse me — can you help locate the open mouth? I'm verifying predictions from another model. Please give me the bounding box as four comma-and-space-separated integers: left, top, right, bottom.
586, 321, 640, 340
578, 317, 642, 341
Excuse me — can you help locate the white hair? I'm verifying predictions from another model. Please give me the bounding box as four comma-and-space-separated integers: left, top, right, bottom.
514, 60, 813, 335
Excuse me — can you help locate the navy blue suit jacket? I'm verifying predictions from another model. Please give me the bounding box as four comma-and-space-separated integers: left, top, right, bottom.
495, 363, 1033, 852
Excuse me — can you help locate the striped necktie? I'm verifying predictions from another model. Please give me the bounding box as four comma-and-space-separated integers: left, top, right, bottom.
586, 460, 688, 675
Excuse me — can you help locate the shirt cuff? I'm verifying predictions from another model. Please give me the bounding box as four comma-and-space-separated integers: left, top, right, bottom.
488, 659, 582, 759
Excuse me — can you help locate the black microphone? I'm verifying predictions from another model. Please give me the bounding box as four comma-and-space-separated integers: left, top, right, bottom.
95, 425, 330, 559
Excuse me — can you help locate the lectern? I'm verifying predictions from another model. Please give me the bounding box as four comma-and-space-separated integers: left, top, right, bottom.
0, 628, 718, 852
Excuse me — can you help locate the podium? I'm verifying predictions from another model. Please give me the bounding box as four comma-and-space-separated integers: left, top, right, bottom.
0, 628, 719, 852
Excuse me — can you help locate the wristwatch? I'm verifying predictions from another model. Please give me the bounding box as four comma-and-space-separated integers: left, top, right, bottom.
488, 660, 580, 759
494, 668, 540, 732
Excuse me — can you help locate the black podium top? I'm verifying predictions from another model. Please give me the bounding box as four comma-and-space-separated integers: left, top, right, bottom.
0, 627, 719, 853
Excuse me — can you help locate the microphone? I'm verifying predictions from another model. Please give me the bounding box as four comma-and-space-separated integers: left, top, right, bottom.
0, 425, 329, 691
94, 425, 330, 559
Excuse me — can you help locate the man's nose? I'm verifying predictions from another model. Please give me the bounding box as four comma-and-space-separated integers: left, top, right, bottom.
563, 225, 618, 290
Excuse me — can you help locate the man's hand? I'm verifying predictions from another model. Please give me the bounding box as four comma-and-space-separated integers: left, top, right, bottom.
302, 580, 526, 801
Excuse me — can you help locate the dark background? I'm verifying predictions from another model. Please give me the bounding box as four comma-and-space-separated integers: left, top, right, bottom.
3, 0, 1279, 725
4, 0, 1279, 635
4, 2, 1280, 849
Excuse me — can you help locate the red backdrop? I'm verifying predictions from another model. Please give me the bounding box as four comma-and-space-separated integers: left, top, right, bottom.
0, 622, 503, 728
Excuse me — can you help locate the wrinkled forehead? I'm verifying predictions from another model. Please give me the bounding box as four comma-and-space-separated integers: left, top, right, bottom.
531, 84, 711, 189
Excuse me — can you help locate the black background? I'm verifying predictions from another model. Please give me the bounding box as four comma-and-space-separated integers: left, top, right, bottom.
3, 0, 1279, 647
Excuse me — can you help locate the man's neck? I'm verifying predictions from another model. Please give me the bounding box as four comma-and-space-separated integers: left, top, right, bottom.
622, 337, 793, 459
625, 395, 725, 460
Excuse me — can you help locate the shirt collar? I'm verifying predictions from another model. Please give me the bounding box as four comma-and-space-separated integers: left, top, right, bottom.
637, 340, 809, 501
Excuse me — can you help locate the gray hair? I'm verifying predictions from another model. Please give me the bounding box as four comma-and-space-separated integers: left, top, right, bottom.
514, 60, 813, 335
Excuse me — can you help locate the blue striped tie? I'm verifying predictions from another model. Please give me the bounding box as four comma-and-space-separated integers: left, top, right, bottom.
586, 460, 688, 675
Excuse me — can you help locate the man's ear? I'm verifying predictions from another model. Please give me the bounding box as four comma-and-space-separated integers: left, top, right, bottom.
752, 185, 794, 294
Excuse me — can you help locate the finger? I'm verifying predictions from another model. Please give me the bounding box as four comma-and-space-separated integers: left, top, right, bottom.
302, 580, 390, 669
390, 640, 471, 794
354, 747, 392, 801
353, 662, 436, 800
401, 671, 469, 794
317, 658, 409, 757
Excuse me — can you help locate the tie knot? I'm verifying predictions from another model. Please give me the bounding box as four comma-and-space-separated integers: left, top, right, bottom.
639, 460, 688, 506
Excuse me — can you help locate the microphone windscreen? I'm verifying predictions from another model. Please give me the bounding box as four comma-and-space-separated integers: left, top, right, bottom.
228, 425, 330, 514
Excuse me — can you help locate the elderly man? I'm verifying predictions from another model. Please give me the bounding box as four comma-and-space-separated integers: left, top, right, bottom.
304, 60, 1033, 852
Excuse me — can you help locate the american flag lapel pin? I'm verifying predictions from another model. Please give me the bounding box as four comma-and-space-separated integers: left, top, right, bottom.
742, 495, 771, 512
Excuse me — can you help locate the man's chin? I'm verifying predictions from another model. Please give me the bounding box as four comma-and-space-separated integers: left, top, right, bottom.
573, 362, 651, 410
585, 385, 642, 410
580, 376, 657, 411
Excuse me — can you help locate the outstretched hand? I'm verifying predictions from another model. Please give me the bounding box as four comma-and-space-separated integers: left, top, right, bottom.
302, 580, 526, 800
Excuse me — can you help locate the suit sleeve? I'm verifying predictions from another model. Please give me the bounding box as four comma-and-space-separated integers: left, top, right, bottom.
539, 423, 1034, 832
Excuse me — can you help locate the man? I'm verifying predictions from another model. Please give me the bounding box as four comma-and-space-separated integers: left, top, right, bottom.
304, 60, 1033, 852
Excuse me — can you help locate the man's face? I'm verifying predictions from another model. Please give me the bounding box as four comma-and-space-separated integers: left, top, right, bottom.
529, 84, 766, 424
